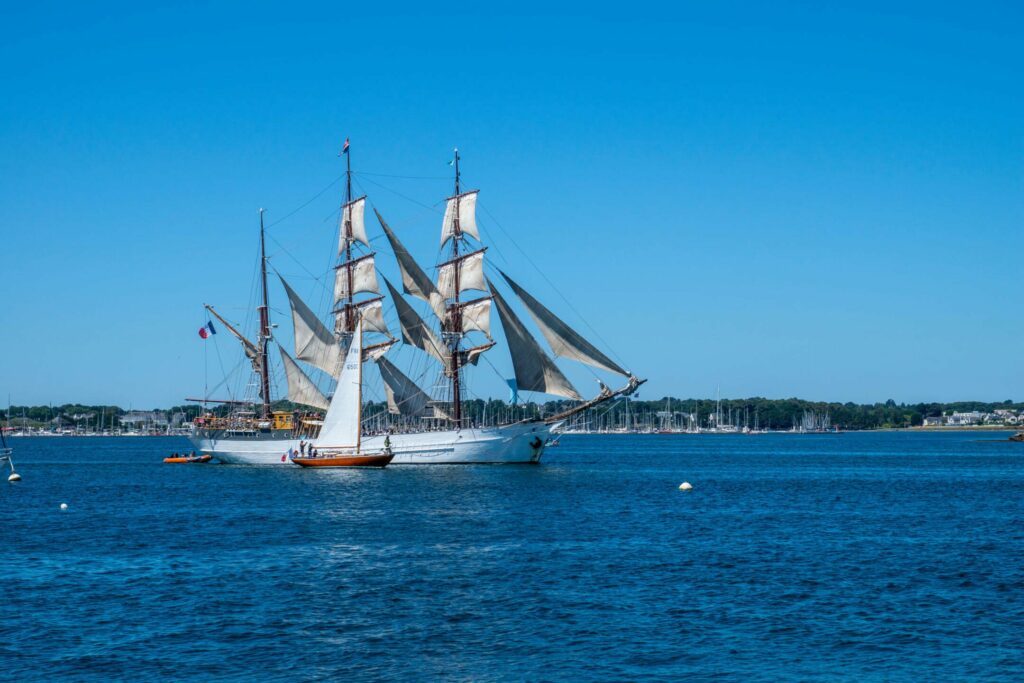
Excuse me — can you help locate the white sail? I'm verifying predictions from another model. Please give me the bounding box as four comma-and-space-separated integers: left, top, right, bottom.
440, 190, 480, 245
383, 277, 448, 368
334, 255, 380, 302
499, 271, 629, 377
338, 196, 369, 252
280, 276, 342, 377
316, 317, 363, 448
377, 357, 431, 416
277, 346, 330, 410
489, 280, 582, 400
334, 299, 391, 339
459, 298, 492, 337
437, 250, 486, 299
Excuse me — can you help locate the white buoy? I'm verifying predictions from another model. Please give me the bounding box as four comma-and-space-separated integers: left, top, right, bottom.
60, 503, 68, 511
678, 481, 693, 491
8, 472, 21, 482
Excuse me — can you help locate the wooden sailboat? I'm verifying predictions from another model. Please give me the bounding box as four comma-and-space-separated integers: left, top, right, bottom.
292, 316, 394, 468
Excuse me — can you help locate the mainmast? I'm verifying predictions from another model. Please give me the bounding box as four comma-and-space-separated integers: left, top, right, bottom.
448, 148, 464, 425
258, 208, 272, 419
341, 139, 355, 336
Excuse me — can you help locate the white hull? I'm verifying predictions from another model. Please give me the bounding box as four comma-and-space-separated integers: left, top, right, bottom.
189, 421, 551, 465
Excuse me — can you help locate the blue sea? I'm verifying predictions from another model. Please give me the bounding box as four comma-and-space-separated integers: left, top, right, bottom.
2, 432, 1023, 681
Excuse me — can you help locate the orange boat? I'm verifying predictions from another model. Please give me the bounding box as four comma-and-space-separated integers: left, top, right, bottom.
162, 454, 212, 464
291, 451, 393, 468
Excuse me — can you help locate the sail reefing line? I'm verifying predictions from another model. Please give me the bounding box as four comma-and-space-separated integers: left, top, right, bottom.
277, 346, 330, 410
498, 270, 629, 377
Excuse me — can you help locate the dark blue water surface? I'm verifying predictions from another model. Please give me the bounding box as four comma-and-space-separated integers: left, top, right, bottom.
2, 432, 1023, 681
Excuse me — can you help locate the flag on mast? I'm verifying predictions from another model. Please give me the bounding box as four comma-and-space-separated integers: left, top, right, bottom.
198, 321, 216, 339
341, 138, 350, 155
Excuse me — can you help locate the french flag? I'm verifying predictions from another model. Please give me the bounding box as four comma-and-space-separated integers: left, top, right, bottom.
198, 321, 216, 339
341, 138, 350, 155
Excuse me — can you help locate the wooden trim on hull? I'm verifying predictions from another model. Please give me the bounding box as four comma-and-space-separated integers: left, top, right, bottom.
292, 453, 394, 468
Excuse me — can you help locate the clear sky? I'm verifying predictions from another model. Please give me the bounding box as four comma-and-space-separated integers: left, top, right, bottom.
1, 1, 1021, 408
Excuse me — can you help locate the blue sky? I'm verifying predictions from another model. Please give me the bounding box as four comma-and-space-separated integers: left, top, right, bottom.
0, 1, 1021, 408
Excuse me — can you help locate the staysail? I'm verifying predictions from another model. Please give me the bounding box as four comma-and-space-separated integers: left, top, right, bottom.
279, 275, 342, 377
375, 208, 447, 319
376, 356, 432, 416
499, 270, 629, 377
316, 317, 363, 448
488, 279, 582, 400
277, 346, 330, 410
383, 276, 448, 368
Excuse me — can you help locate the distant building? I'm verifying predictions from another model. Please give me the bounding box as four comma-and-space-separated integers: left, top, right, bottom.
922, 416, 943, 427
947, 411, 985, 426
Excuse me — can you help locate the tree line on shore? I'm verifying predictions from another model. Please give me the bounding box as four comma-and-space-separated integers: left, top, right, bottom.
2, 397, 1021, 431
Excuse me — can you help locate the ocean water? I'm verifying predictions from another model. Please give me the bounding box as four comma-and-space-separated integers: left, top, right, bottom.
1, 432, 1023, 681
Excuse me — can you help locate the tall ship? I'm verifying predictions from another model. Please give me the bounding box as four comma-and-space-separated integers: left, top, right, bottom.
189, 143, 643, 464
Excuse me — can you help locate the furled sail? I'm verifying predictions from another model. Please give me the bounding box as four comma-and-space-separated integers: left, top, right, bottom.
488, 279, 582, 400
277, 346, 330, 410
338, 196, 369, 251
440, 190, 480, 245
279, 276, 342, 377
376, 357, 431, 417
459, 297, 492, 337
375, 208, 447, 319
334, 255, 380, 302
499, 270, 629, 377
315, 317, 363, 448
383, 276, 448, 368
437, 250, 486, 299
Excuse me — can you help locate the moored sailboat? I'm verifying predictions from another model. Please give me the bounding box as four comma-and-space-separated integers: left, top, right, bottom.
292, 317, 394, 468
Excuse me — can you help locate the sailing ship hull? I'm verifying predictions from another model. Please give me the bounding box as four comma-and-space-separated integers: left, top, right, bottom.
189, 421, 551, 465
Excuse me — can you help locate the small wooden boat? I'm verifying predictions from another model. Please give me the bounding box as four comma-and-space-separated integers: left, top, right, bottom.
162, 454, 212, 464
1010, 432, 1024, 442
292, 452, 393, 468
292, 316, 393, 469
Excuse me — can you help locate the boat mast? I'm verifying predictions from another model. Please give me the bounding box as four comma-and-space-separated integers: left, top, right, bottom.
258, 208, 272, 420
341, 140, 355, 335
356, 319, 363, 453
449, 148, 463, 426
